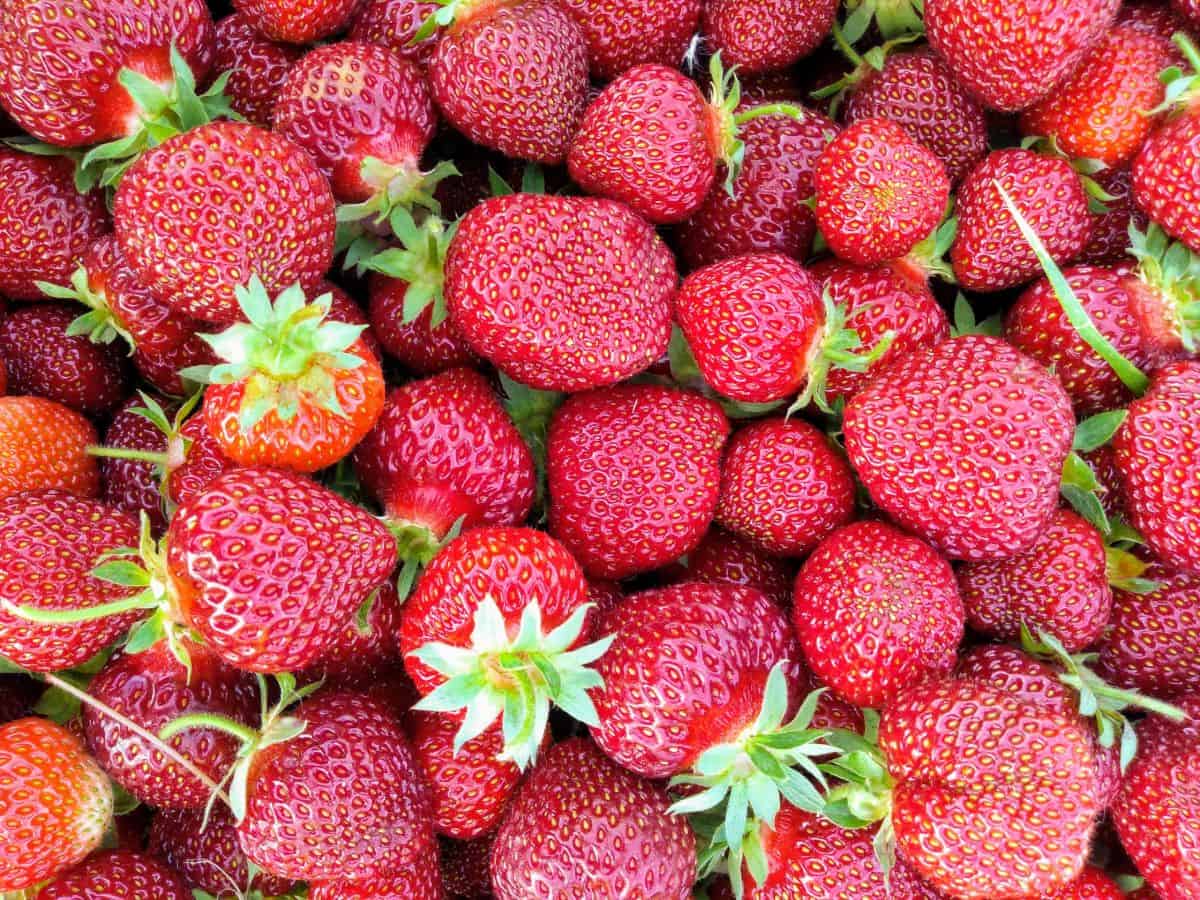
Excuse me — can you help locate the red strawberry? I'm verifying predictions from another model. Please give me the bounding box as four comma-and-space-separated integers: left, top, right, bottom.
664, 526, 795, 609
167, 466, 398, 672
558, 0, 702, 79
844, 335, 1076, 561
233, 0, 359, 43
100, 396, 174, 534
0, 149, 108, 301
212, 13, 303, 127
793, 520, 964, 709
310, 844, 444, 900
952, 148, 1093, 291
351, 0, 442, 64
0, 397, 100, 500
368, 272, 480, 374
164, 411, 236, 508
701, 0, 837, 74
1178, 0, 1200, 29
428, 0, 589, 164
1078, 167, 1150, 265
37, 850, 191, 899
133, 331, 219, 397
815, 118, 951, 266
441, 835, 493, 899
1044, 867, 1127, 899
925, 0, 1120, 112
716, 417, 856, 558
1114, 361, 1200, 575
0, 717, 113, 891
490, 738, 696, 900
114, 121, 336, 325
445, 193, 677, 391
547, 384, 729, 579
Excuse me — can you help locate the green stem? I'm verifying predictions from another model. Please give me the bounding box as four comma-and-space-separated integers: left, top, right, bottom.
831, 20, 865, 67
1176, 32, 1200, 72
159, 711, 259, 746
733, 103, 806, 126
1, 593, 155, 624
87, 445, 170, 466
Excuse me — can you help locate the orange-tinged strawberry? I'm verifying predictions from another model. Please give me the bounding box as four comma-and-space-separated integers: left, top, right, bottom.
0, 397, 100, 500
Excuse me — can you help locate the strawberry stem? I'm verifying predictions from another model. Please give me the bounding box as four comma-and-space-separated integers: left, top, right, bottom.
86, 445, 171, 466
732, 104, 805, 126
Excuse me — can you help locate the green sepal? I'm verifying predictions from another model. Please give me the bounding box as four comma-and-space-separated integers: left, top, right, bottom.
842, 0, 925, 42
950, 293, 1002, 338
1061, 450, 1112, 535
1146, 33, 1200, 116
29, 646, 114, 724
1073, 409, 1128, 453
336, 158, 459, 234
499, 373, 563, 521
387, 514, 464, 600
360, 213, 458, 326
40, 265, 137, 351
1128, 222, 1200, 353
903, 213, 957, 284
411, 0, 461, 42
814, 20, 924, 116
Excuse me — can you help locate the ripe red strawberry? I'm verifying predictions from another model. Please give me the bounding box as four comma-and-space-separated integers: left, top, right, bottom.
815, 118, 951, 266
441, 834, 493, 898
952, 148, 1093, 291
351, 0, 442, 64
0, 149, 108, 301
490, 738, 696, 900
844, 336, 1076, 561
368, 272, 480, 374
37, 850, 191, 899
114, 121, 336, 325
233, 0, 359, 42
663, 526, 795, 609
167, 466, 398, 672
793, 520, 964, 709
1178, 0, 1200, 29
100, 396, 173, 534
163, 410, 237, 508
0, 717, 112, 891
558, 0, 701, 79
1078, 167, 1150, 265
1114, 361, 1200, 575
1045, 867, 1127, 899
212, 13, 303, 127
428, 0, 589, 164
0, 397, 100, 500
133, 332, 219, 398
958, 508, 1113, 652
310, 844, 444, 900
716, 417, 856, 558
445, 193, 677, 391
547, 384, 729, 579
702, 0, 837, 74
925, 0, 1120, 112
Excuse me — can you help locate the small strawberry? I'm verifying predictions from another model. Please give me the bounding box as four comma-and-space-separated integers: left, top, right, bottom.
211, 13, 303, 127
164, 410, 237, 508
558, 0, 702, 79
664, 526, 795, 609
368, 272, 480, 374
310, 844, 444, 900
101, 398, 174, 532
37, 850, 191, 899
1079, 167, 1150, 265
351, 0, 442, 64
233, 0, 360, 43
0, 717, 113, 892
702, 0, 837, 74
0, 396, 100, 500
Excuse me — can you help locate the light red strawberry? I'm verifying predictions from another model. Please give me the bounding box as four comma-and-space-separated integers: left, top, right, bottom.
310, 844, 444, 900
558, 0, 702, 79
0, 397, 100, 500
664, 526, 795, 609
37, 850, 191, 899
233, 0, 360, 42
212, 12, 303, 126
351, 0, 442, 64
701, 0, 837, 74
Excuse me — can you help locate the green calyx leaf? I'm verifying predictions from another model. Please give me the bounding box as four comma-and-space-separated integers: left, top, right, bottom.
707, 52, 748, 194
411, 0, 462, 42
1146, 33, 1200, 117
41, 265, 137, 351
388, 514, 465, 600
903, 213, 957, 285
409, 597, 614, 770
842, 0, 925, 43
499, 373, 563, 522
337, 158, 459, 234
1061, 450, 1113, 535
950, 293, 1002, 338
1128, 222, 1200, 354
360, 212, 459, 327
1073, 409, 1128, 453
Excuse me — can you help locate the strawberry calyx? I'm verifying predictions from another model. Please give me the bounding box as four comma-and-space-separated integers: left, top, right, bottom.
500, 372, 564, 521
413, 0, 512, 40
811, 23, 922, 116
1061, 409, 1129, 537
1147, 32, 1200, 117
336, 158, 459, 235
358, 212, 459, 327
841, 0, 926, 43
385, 515, 466, 599
950, 294, 1003, 338
37, 265, 135, 351
900, 215, 957, 285
408, 597, 614, 770
1126, 223, 1200, 354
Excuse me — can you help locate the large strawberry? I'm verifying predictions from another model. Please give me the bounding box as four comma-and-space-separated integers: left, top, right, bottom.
558, 0, 701, 79
211, 12, 303, 127
0, 396, 100, 500
844, 335, 1076, 561
445, 193, 676, 391
701, 0, 837, 74
37, 850, 191, 899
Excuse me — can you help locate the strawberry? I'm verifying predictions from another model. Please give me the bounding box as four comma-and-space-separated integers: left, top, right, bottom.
37, 850, 191, 899
233, 0, 360, 43
351, 0, 442, 64
558, 0, 702, 79
547, 383, 729, 579
0, 717, 113, 892
951, 148, 1094, 292
367, 272, 480, 374
1079, 167, 1150, 265
814, 117, 951, 266
164, 411, 236, 509
113, 121, 336, 325
1114, 361, 1200, 575
310, 844, 444, 900
490, 738, 696, 900
716, 417, 856, 558
0, 396, 100, 500
0, 149, 108, 301
925, 0, 1120, 112
1045, 867, 1128, 899
701, 0, 837, 74
445, 193, 677, 391
844, 335, 1076, 561
211, 12, 303, 127
96, 398, 169, 533
133, 332, 219, 398
426, 0, 589, 164
793, 520, 965, 709
441, 834, 493, 898
664, 526, 795, 609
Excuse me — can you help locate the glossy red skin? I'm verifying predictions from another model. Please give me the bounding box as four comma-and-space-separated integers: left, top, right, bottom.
232, 0, 359, 42
351, 0, 441, 64
149, 804, 296, 898
353, 368, 535, 537
101, 396, 172, 533
592, 583, 801, 778
811, 258, 951, 401
1097, 560, 1200, 698
569, 65, 716, 224
1020, 26, 1170, 167
925, 0, 1119, 112
547, 384, 729, 579
310, 843, 443, 900
0, 718, 112, 892
845, 49, 988, 185
663, 526, 795, 609
445, 193, 677, 391
298, 580, 408, 695
1114, 362, 1200, 575
441, 834, 493, 898
716, 417, 856, 558
1112, 695, 1200, 898
1176, 0, 1200, 29
0, 0, 214, 147
0, 397, 100, 501
401, 526, 591, 695
133, 331, 218, 397
431, 0, 588, 163
678, 106, 835, 270
676, 253, 825, 402
1042, 867, 1127, 899
1133, 111, 1200, 253
1084, 442, 1128, 521
167, 467, 399, 673
239, 691, 435, 882
114, 121, 336, 325
165, 413, 236, 508
212, 12, 303, 127
794, 521, 964, 709
274, 42, 436, 203
367, 275, 480, 374
0, 149, 108, 301
815, 118, 951, 266
558, 0, 701, 79
490, 738, 696, 900
0, 492, 140, 672
1078, 167, 1149, 265
952, 149, 1093, 292
37, 850, 190, 899
702, 0, 837, 74
845, 336, 1075, 561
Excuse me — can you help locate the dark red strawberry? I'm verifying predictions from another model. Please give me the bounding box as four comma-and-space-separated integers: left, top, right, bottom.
368, 272, 480, 374
1177, 0, 1200, 30
351, 0, 442, 64
133, 331, 219, 397
701, 0, 837, 74
310, 843, 444, 900
233, 0, 359, 42
445, 193, 677, 391
37, 850, 190, 899
440, 835, 493, 899
164, 411, 236, 508
558, 0, 701, 79
100, 396, 174, 533
664, 526, 795, 609
0, 397, 101, 501
716, 417, 856, 558
547, 383, 729, 579
1078, 167, 1150, 265
212, 12, 303, 127
490, 738, 695, 900
0, 677, 40, 725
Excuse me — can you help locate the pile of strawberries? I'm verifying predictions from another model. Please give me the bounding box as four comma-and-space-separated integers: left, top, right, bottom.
0, 0, 1198, 897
